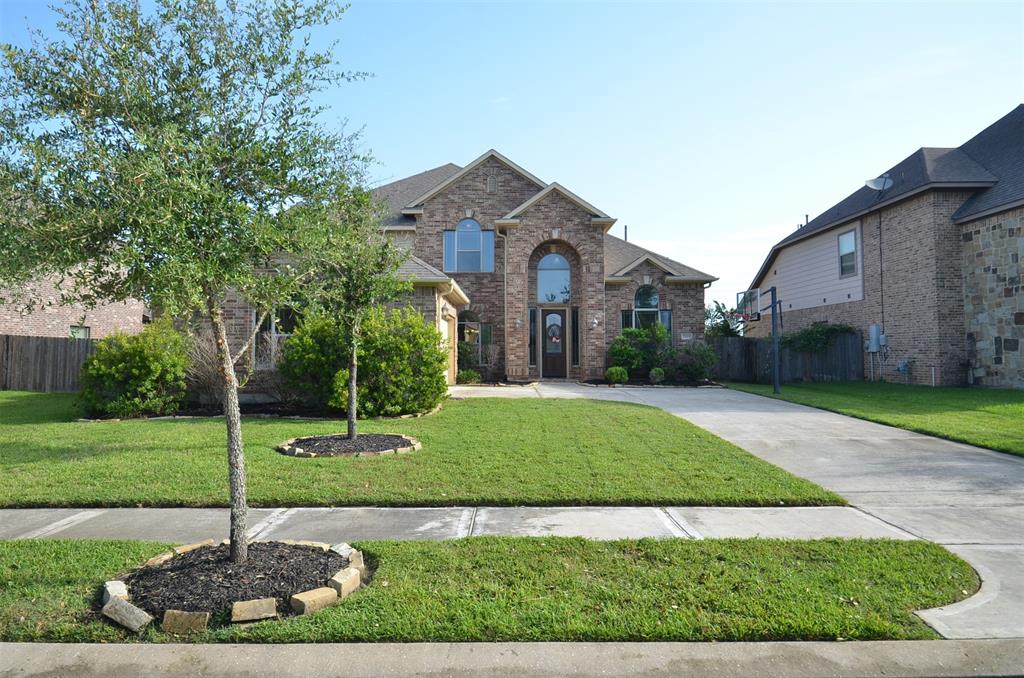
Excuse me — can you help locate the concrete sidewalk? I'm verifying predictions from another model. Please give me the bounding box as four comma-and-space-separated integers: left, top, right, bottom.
0, 505, 918, 542
452, 383, 1024, 639
2, 640, 1022, 678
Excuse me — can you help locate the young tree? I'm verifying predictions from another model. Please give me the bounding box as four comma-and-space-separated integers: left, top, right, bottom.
299, 192, 408, 439
0, 0, 365, 563
705, 300, 743, 337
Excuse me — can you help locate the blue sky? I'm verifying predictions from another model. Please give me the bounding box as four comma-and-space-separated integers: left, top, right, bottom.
3, 1, 1022, 304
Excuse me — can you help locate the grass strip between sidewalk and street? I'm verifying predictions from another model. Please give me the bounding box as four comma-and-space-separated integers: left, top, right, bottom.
0, 537, 977, 643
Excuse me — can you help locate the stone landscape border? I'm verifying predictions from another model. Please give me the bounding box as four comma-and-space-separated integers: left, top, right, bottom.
276, 435, 423, 458
100, 540, 369, 635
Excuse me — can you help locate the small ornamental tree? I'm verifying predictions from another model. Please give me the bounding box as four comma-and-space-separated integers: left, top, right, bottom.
0, 0, 366, 563
298, 194, 408, 438
705, 301, 743, 337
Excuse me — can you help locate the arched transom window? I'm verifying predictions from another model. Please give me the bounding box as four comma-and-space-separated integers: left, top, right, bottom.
537, 253, 571, 304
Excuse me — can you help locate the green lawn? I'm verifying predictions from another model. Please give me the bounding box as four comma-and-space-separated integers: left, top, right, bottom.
0, 391, 840, 507
726, 382, 1024, 457
0, 537, 976, 642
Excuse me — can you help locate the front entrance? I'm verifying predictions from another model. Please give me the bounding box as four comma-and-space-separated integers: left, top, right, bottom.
542, 309, 567, 378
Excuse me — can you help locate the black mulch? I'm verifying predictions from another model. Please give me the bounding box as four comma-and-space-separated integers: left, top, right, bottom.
175, 402, 341, 418
122, 542, 349, 620
581, 378, 718, 387
287, 433, 413, 456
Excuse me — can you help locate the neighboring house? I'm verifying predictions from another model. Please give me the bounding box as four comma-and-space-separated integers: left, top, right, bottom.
0, 275, 146, 339
372, 149, 716, 381
746, 105, 1024, 389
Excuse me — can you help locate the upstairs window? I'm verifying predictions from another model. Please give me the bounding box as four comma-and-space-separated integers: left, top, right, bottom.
537, 253, 571, 303
838, 230, 857, 277
443, 219, 494, 272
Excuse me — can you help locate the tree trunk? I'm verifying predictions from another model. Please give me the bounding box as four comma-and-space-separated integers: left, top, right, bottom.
347, 340, 357, 440
207, 299, 249, 563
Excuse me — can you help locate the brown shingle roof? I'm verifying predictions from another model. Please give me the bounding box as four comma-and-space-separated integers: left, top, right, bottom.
603, 234, 717, 282
373, 163, 461, 227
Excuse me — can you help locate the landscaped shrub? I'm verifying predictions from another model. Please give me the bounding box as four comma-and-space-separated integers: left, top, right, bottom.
328, 307, 448, 417
649, 367, 665, 384
277, 315, 349, 408
457, 341, 481, 372
79, 319, 190, 418
605, 366, 628, 384
457, 369, 481, 384
667, 342, 718, 383
607, 324, 670, 374
781, 322, 856, 354
280, 308, 448, 416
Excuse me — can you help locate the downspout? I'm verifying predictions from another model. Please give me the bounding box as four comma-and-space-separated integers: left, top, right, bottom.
495, 228, 509, 380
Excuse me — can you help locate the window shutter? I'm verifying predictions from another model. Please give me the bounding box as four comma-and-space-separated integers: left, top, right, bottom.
443, 231, 456, 272
621, 310, 633, 330
482, 230, 495, 272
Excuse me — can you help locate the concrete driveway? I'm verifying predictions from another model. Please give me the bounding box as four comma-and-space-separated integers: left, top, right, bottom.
451, 383, 1024, 639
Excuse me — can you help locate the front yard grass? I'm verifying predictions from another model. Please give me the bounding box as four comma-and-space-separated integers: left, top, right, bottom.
726, 381, 1024, 457
0, 537, 977, 642
0, 391, 840, 507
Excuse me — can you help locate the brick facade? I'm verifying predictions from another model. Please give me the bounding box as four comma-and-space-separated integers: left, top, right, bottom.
0, 275, 145, 338
604, 260, 706, 351
961, 205, 1024, 388
747, 189, 1022, 387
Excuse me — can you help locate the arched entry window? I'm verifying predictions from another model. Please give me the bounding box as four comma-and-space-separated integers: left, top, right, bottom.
537, 253, 571, 303
621, 285, 672, 334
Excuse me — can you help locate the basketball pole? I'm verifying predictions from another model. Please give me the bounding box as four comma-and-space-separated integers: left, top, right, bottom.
769, 286, 780, 394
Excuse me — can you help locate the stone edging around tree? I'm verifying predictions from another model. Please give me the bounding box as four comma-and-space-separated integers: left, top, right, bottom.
275, 436, 423, 458
100, 540, 368, 635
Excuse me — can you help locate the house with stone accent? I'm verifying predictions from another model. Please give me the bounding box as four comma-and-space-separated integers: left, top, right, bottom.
745, 104, 1024, 389
369, 150, 716, 382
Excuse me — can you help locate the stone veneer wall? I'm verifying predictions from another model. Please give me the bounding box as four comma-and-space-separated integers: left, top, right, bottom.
961, 205, 1024, 388
746, 190, 974, 386
603, 260, 706, 352
0, 275, 145, 338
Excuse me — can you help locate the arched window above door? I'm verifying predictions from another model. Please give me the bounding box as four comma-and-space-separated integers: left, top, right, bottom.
537, 253, 571, 304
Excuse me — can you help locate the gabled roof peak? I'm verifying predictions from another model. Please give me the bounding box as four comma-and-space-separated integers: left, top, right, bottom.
501, 182, 613, 221
402, 149, 546, 211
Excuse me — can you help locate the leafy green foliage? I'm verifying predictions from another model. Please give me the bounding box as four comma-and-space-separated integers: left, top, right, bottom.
279, 308, 447, 416
607, 324, 670, 374
277, 315, 349, 408
79, 320, 190, 418
705, 300, 743, 337
667, 342, 719, 383
605, 366, 629, 384
458, 341, 481, 372
0, 538, 977, 642
457, 369, 481, 384
781, 322, 857, 354
648, 367, 665, 384
328, 308, 447, 417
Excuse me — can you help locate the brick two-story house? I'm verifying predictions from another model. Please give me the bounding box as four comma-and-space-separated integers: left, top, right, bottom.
745, 105, 1023, 389
370, 150, 716, 382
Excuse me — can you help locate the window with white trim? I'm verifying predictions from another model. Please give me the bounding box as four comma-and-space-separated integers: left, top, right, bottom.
254, 307, 299, 369
838, 229, 857, 277
443, 219, 494, 272
620, 285, 672, 335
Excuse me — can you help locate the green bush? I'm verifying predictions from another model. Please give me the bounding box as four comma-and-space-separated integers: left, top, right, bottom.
649, 367, 665, 384
277, 315, 349, 407
605, 366, 629, 384
79, 319, 190, 418
668, 342, 718, 383
457, 341, 480, 372
457, 369, 481, 384
781, 322, 856, 354
329, 307, 448, 417
607, 324, 670, 374
280, 308, 448, 417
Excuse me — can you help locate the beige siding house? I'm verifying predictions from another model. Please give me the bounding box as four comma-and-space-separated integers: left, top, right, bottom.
747, 105, 1024, 389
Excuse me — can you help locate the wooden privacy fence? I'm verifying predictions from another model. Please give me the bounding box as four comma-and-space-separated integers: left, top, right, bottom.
708, 332, 864, 384
0, 334, 96, 393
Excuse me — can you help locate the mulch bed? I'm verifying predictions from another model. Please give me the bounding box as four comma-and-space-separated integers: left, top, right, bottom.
581, 378, 719, 387
122, 542, 349, 619
287, 433, 414, 457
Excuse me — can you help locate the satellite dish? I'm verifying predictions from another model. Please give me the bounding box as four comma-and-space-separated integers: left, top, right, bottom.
866, 175, 893, 191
